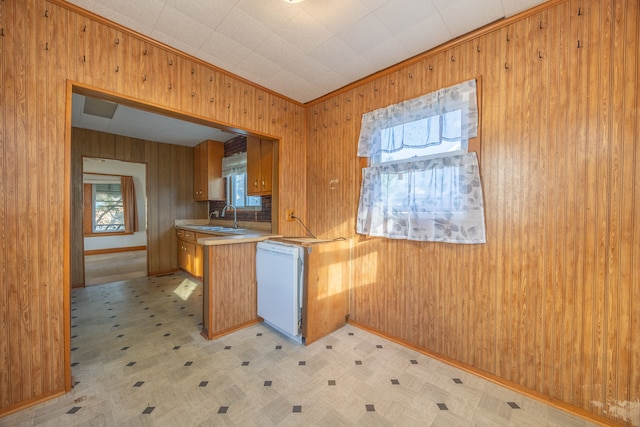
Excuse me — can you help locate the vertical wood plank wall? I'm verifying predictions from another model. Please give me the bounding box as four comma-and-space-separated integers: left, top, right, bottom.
71, 128, 206, 286
306, 0, 638, 425
1, 0, 638, 425
0, 0, 306, 416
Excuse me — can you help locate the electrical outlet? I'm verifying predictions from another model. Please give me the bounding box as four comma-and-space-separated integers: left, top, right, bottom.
286, 209, 295, 222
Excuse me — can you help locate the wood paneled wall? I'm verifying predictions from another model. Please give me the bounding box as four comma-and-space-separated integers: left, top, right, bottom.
306, 0, 639, 425
0, 0, 306, 415
71, 128, 206, 286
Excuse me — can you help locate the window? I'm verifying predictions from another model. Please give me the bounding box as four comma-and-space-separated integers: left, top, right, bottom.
83, 175, 138, 236
92, 183, 125, 232
227, 173, 261, 209
222, 152, 261, 210
356, 79, 486, 244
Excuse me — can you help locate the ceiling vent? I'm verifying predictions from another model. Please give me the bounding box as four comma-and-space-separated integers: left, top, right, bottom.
83, 97, 118, 119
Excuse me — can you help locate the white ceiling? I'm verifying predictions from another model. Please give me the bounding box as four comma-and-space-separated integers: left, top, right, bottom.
71, 93, 238, 145
67, 0, 546, 145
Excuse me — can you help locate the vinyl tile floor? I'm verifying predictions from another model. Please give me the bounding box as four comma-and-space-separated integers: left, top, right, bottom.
1, 272, 599, 427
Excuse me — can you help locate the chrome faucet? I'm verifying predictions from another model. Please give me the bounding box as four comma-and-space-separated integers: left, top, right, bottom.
221, 204, 238, 228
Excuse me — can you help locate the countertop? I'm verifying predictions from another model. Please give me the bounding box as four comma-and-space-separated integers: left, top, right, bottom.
175, 220, 281, 246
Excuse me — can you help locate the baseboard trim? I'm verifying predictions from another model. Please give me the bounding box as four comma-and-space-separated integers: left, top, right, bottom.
0, 388, 66, 419
347, 320, 620, 427
201, 319, 262, 340
84, 246, 146, 256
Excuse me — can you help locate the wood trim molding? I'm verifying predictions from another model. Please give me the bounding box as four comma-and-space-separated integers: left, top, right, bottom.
347, 320, 623, 427
84, 246, 147, 256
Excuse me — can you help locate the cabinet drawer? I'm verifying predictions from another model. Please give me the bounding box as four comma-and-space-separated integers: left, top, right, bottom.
176, 228, 197, 243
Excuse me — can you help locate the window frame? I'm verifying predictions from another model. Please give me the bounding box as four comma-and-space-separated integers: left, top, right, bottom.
226, 172, 262, 211
83, 181, 133, 237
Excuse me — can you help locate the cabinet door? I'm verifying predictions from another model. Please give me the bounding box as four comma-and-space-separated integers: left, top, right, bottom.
178, 239, 188, 271
184, 241, 196, 275
205, 141, 225, 201
247, 136, 273, 196
246, 136, 262, 195
194, 243, 203, 277
193, 143, 207, 200
193, 140, 225, 201
259, 139, 273, 194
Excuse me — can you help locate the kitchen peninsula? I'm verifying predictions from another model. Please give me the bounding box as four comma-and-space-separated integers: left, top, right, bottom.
175, 220, 280, 339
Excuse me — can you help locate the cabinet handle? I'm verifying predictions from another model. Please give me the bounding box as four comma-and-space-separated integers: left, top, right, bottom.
261, 178, 265, 188
254, 179, 258, 188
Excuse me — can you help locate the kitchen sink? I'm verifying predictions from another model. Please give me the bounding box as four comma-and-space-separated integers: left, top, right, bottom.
189, 225, 246, 233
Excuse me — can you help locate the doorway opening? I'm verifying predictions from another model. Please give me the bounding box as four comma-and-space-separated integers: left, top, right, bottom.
82, 157, 148, 286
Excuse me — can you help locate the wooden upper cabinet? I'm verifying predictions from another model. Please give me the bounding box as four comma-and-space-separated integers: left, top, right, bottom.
193, 140, 225, 201
246, 136, 273, 196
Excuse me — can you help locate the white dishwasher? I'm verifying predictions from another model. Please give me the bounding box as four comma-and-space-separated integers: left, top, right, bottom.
256, 240, 305, 343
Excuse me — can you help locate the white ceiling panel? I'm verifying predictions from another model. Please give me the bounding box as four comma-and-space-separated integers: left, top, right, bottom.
302, 0, 371, 35
360, 37, 411, 72
276, 9, 332, 53
338, 13, 394, 54
395, 14, 452, 57
309, 37, 359, 69
153, 4, 214, 50
164, 0, 236, 29
438, 0, 506, 38
235, 0, 300, 32
216, 7, 274, 52
198, 32, 252, 67
373, 0, 438, 35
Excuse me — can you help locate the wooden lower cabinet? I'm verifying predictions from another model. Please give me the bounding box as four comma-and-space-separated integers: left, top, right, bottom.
201, 242, 260, 339
300, 239, 353, 345
176, 229, 203, 277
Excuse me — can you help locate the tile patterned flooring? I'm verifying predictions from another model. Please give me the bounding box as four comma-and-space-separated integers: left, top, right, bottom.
1, 272, 598, 426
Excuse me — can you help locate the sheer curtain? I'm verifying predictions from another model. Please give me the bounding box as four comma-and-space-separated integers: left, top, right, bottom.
356, 79, 487, 244
221, 152, 247, 177
121, 175, 139, 233
358, 79, 478, 158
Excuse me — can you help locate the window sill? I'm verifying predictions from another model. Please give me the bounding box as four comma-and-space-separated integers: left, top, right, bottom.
84, 231, 134, 237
